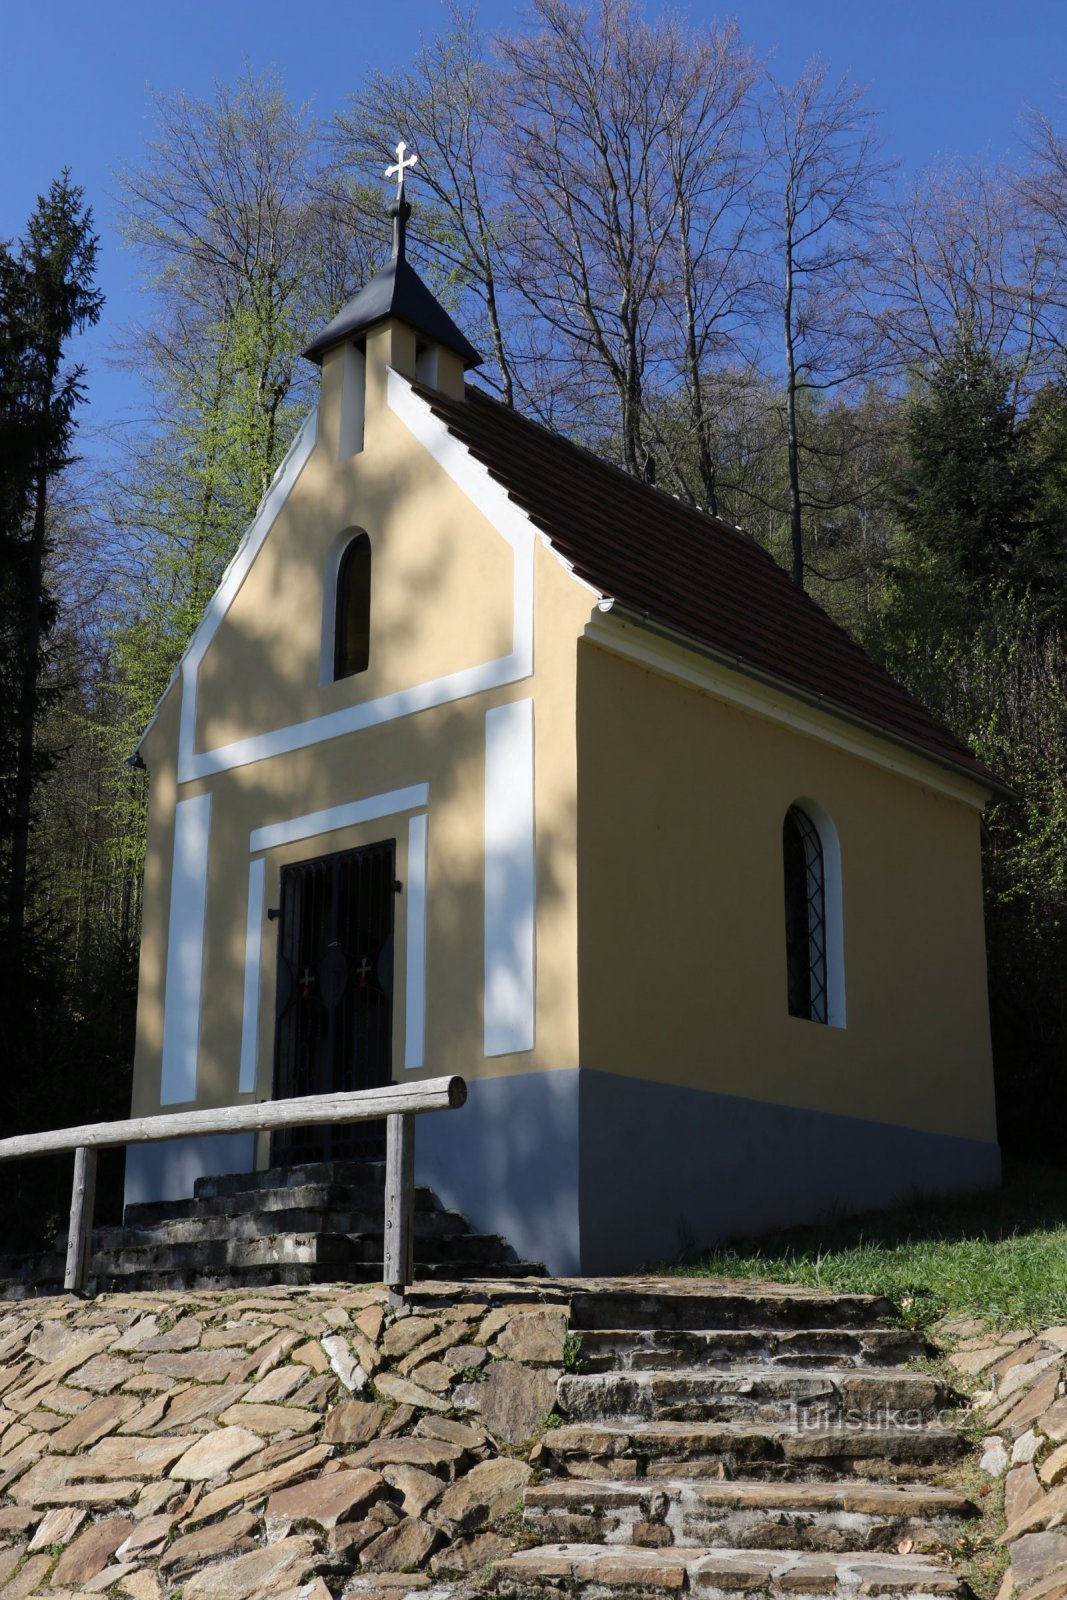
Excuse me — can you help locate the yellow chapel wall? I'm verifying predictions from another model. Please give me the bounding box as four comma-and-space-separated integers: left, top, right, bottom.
131, 325, 593, 1136
575, 636, 997, 1144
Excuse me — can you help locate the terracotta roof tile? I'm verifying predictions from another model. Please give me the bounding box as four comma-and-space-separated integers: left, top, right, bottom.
418, 382, 997, 791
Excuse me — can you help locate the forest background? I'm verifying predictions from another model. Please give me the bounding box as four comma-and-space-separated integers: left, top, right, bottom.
3, 0, 1067, 1246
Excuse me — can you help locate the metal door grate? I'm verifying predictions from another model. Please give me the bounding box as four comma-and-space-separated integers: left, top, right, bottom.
271, 840, 396, 1164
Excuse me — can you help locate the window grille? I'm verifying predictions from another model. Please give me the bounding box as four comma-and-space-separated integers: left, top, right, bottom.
334, 533, 371, 679
783, 805, 828, 1024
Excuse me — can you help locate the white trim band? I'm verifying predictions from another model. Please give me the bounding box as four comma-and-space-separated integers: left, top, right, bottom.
174, 411, 318, 781
586, 615, 992, 810
249, 785, 430, 855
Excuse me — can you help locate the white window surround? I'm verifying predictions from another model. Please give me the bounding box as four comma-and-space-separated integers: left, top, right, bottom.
415, 345, 440, 388
790, 796, 846, 1029
236, 784, 432, 1104
236, 780, 428, 1107
170, 373, 541, 784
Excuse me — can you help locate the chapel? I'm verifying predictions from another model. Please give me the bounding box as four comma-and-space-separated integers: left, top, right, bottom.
127, 156, 1001, 1275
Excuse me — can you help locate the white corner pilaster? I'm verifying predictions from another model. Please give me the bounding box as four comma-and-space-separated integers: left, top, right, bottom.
160, 792, 213, 1105
484, 698, 536, 1056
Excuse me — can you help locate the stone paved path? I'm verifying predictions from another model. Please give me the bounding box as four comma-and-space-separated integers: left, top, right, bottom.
0, 1279, 983, 1600
0, 1279, 569, 1599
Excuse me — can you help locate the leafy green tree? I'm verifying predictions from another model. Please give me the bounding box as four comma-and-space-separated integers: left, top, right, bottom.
101, 72, 362, 904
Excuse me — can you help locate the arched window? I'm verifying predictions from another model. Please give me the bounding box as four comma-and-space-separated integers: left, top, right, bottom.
783, 804, 828, 1024
333, 533, 371, 680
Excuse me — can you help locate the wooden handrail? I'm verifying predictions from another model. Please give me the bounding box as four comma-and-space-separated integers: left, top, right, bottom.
0, 1077, 467, 1301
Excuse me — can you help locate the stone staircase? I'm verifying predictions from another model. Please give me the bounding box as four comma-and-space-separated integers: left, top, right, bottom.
0, 1158, 545, 1296
495, 1285, 976, 1600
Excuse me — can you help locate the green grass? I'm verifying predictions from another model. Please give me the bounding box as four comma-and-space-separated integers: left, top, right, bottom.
672, 1162, 1067, 1328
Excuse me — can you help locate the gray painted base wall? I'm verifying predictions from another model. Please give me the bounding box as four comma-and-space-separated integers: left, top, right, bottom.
577, 1069, 1001, 1275
417, 1067, 998, 1276
124, 1133, 257, 1209
416, 1070, 581, 1276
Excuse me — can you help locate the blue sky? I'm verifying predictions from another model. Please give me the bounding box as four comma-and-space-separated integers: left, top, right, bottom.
5, 0, 1067, 450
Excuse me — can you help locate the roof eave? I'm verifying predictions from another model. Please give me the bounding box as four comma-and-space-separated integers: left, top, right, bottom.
603, 602, 1012, 805
302, 310, 483, 368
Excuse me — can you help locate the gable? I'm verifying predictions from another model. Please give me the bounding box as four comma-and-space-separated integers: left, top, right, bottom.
152, 374, 541, 783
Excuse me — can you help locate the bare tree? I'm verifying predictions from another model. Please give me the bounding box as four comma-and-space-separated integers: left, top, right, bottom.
1017, 110, 1067, 369
646, 20, 758, 511
757, 60, 890, 586
877, 160, 1055, 399
328, 8, 516, 403
496, 0, 757, 487
117, 70, 374, 485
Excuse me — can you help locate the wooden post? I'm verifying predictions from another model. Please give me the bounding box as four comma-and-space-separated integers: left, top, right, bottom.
383, 1111, 415, 1304
64, 1146, 98, 1296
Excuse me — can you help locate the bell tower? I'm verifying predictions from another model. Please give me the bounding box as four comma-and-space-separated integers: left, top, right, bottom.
302, 140, 482, 457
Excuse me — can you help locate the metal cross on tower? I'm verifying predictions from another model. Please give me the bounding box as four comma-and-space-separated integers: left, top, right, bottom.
386, 140, 418, 200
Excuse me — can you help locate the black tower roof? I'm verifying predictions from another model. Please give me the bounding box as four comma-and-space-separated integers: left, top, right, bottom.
302, 254, 483, 368
302, 179, 482, 370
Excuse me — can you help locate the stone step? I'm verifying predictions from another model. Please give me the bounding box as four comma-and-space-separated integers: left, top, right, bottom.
87, 1229, 379, 1275
0, 1260, 379, 1297
523, 1477, 975, 1553
414, 1259, 547, 1281
80, 1231, 534, 1276
123, 1180, 442, 1227
492, 1542, 962, 1598
342, 1231, 519, 1266
568, 1290, 895, 1334
193, 1159, 386, 1199
542, 1419, 967, 1482
557, 1368, 952, 1426
575, 1327, 931, 1372
0, 1252, 549, 1299
0, 1225, 547, 1290
61, 1204, 475, 1252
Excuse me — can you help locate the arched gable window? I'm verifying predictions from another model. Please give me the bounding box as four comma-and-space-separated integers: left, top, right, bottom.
333, 533, 371, 680
783, 804, 829, 1024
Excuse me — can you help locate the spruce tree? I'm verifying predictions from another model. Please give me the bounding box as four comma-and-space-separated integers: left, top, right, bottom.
890, 339, 1048, 600
0, 173, 103, 941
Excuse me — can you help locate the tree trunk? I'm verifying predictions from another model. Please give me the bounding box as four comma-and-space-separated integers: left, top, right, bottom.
8, 464, 48, 938
783, 235, 804, 588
